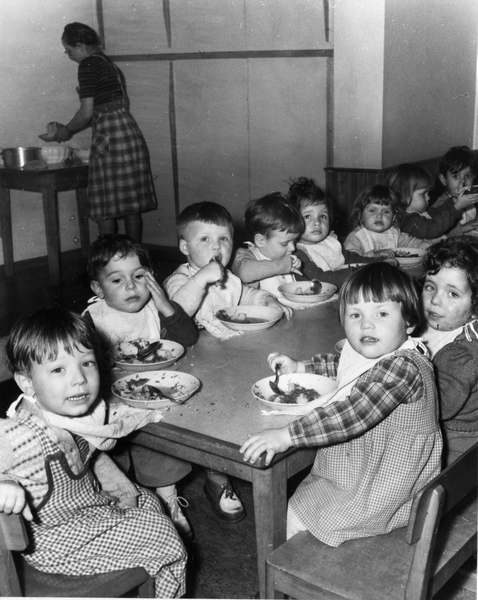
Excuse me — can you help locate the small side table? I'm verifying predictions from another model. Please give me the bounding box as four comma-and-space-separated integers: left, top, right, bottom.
0, 163, 90, 286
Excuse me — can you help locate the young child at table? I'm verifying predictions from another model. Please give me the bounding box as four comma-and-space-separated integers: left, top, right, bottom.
386, 163, 474, 239
83, 233, 198, 542
164, 201, 287, 523
286, 176, 380, 289
240, 263, 442, 546
418, 237, 478, 466
0, 308, 186, 597
231, 192, 304, 298
433, 145, 478, 238
343, 184, 430, 258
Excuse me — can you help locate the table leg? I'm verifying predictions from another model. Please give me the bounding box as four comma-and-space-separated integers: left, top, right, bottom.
75, 188, 90, 257
252, 461, 287, 599
0, 185, 13, 277
41, 185, 61, 286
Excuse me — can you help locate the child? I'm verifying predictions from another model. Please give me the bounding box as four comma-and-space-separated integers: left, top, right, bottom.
433, 146, 478, 237
343, 184, 430, 257
83, 234, 198, 542
287, 176, 380, 289
231, 192, 304, 298
240, 263, 442, 547
418, 238, 478, 466
386, 163, 474, 239
164, 201, 287, 522
0, 308, 186, 597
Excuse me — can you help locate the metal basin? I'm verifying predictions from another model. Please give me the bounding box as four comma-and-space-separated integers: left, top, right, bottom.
0, 147, 42, 168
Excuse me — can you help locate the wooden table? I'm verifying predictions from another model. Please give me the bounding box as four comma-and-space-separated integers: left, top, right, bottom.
129, 300, 344, 598
0, 162, 90, 286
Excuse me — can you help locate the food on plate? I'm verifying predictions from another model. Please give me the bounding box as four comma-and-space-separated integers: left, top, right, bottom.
120, 377, 181, 402
394, 250, 420, 258
292, 285, 318, 296
116, 339, 173, 364
216, 309, 267, 324
269, 382, 321, 405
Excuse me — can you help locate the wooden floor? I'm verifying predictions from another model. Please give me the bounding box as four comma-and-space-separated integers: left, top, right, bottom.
0, 248, 474, 599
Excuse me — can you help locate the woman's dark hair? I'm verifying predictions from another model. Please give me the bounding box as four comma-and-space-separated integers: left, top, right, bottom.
350, 184, 403, 229
244, 193, 304, 238
423, 237, 478, 314
87, 234, 151, 280
338, 262, 420, 329
62, 22, 101, 48
176, 202, 233, 240
7, 307, 100, 374
286, 177, 334, 220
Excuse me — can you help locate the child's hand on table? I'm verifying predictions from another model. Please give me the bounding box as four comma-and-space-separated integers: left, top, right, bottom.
0, 481, 33, 521
145, 271, 175, 317
264, 296, 294, 320
268, 352, 305, 375
372, 249, 396, 259
240, 426, 292, 466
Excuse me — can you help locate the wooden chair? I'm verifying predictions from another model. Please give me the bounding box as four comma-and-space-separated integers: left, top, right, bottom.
266, 442, 477, 600
0, 512, 155, 597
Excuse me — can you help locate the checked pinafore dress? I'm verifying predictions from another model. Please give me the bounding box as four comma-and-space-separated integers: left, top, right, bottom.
5, 411, 186, 598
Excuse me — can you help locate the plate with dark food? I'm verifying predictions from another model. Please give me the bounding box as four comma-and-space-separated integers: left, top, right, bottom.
393, 248, 427, 268
112, 370, 200, 409
216, 305, 283, 332
112, 339, 184, 372
251, 373, 337, 411
278, 281, 337, 304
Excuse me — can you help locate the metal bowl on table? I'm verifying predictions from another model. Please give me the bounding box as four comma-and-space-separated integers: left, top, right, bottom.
0, 147, 42, 168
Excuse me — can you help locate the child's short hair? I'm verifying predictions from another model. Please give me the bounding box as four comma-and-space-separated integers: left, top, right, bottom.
7, 307, 100, 374
286, 177, 334, 219
424, 237, 478, 315
244, 192, 304, 238
350, 184, 403, 228
87, 234, 151, 281
385, 164, 434, 208
338, 262, 420, 329
439, 146, 476, 177
176, 202, 233, 240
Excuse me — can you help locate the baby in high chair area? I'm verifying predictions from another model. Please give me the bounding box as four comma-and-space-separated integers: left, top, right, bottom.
240, 263, 442, 547
344, 183, 430, 257
418, 237, 478, 466
231, 192, 304, 299
0, 308, 186, 597
286, 176, 380, 289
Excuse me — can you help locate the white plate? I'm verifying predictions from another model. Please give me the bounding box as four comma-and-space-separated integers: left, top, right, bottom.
393, 248, 427, 268
112, 339, 184, 372
278, 281, 337, 304
251, 373, 337, 411
334, 338, 346, 353
112, 370, 200, 409
336, 263, 366, 270
215, 305, 282, 332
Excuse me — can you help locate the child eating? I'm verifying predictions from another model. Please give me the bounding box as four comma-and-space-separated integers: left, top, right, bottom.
241, 263, 442, 546
419, 237, 478, 465
231, 192, 304, 298
0, 308, 186, 597
83, 234, 198, 542
164, 201, 287, 522
287, 176, 380, 289
344, 184, 430, 258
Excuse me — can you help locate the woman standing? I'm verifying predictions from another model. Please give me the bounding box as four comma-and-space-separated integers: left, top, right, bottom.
54, 22, 157, 241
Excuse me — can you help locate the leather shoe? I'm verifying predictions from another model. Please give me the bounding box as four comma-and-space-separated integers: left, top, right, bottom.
204, 478, 246, 523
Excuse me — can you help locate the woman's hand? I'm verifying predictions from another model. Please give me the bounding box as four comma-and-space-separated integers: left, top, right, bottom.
240, 426, 292, 465
267, 352, 303, 374
53, 125, 73, 142
0, 481, 33, 521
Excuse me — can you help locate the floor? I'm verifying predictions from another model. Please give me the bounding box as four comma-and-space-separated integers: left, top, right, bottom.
0, 249, 475, 600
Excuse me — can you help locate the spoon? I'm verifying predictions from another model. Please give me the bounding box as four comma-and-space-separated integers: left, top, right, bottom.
269, 364, 286, 395
292, 269, 322, 294
143, 384, 175, 402
136, 341, 161, 360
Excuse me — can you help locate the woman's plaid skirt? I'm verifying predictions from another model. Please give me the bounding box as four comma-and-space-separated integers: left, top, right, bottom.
88, 108, 157, 221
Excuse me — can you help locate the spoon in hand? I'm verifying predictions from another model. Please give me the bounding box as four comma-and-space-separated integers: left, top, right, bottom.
269, 364, 286, 395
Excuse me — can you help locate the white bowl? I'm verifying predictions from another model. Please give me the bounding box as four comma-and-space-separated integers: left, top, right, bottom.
278, 281, 337, 304
112, 370, 200, 409
393, 248, 427, 268
40, 145, 71, 164
215, 305, 282, 332
73, 147, 90, 163
112, 339, 184, 372
251, 373, 337, 411
334, 338, 346, 353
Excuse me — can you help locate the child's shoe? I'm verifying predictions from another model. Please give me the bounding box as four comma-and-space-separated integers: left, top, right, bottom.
204, 478, 246, 523
165, 495, 194, 544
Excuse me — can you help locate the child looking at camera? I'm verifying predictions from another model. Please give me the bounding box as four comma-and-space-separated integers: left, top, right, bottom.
164, 201, 287, 523
231, 192, 304, 298
0, 308, 186, 597
386, 163, 474, 239
419, 238, 478, 466
344, 184, 429, 257
433, 146, 478, 237
83, 234, 198, 542
287, 176, 379, 289
241, 263, 442, 547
